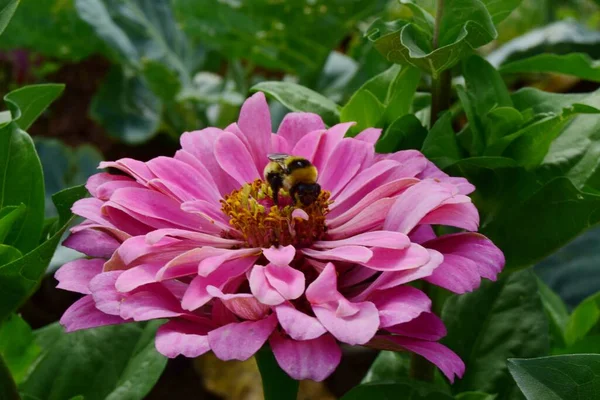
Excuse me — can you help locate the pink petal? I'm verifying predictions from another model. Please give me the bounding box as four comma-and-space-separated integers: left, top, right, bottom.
115, 263, 163, 293
310, 122, 354, 171
312, 300, 379, 345
355, 127, 382, 145
301, 246, 372, 264
206, 286, 270, 320
179, 128, 238, 195
367, 286, 431, 327
237, 92, 272, 171
145, 228, 241, 247
249, 265, 285, 306
119, 287, 184, 321
208, 314, 278, 361
95, 180, 144, 201
263, 245, 295, 266
326, 198, 396, 240
55, 258, 104, 294
382, 150, 428, 178
62, 229, 121, 258
368, 336, 465, 383
319, 139, 371, 197
305, 262, 339, 304
384, 180, 455, 234
146, 156, 220, 203
60, 295, 125, 332
362, 244, 430, 271
270, 332, 341, 382
86, 172, 133, 197
72, 198, 116, 228
385, 312, 446, 341
274, 303, 326, 340
265, 264, 305, 300
155, 319, 214, 358
313, 231, 409, 250
89, 271, 124, 315
409, 225, 436, 244
215, 131, 261, 186
181, 257, 256, 310
277, 112, 325, 147
420, 198, 479, 231
99, 158, 154, 184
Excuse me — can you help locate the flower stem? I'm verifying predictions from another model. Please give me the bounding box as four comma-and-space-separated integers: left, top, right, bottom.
413, 0, 450, 382
255, 347, 299, 400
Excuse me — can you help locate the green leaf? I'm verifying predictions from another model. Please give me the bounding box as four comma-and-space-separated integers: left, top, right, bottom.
564, 292, 600, 347
0, 185, 87, 322
174, 0, 386, 77
455, 392, 497, 400
0, 204, 25, 243
536, 279, 569, 349
0, 0, 105, 61
20, 321, 167, 400
4, 84, 65, 131
0, 0, 19, 36
0, 354, 19, 400
255, 348, 298, 400
508, 354, 600, 400
91, 67, 162, 144
251, 81, 341, 126
340, 90, 385, 136
141, 60, 182, 103
0, 122, 44, 254
382, 66, 421, 126
500, 53, 600, 82
376, 114, 427, 153
481, 0, 521, 24
342, 380, 453, 400
451, 157, 600, 270
0, 314, 39, 384
178, 72, 244, 107
0, 244, 21, 265
442, 269, 549, 398
488, 21, 600, 67
421, 112, 461, 168
361, 351, 409, 384
367, 0, 497, 77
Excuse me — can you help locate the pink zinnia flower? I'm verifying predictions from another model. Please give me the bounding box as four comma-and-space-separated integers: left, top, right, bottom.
56, 93, 504, 382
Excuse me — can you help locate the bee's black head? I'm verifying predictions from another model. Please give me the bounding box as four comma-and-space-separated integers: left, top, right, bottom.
295, 183, 321, 206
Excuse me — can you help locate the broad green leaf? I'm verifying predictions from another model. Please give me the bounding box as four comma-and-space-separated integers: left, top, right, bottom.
553, 336, 600, 355
442, 269, 549, 399
91, 67, 162, 144
0, 0, 19, 36
4, 84, 65, 131
536, 278, 569, 349
178, 72, 244, 107
367, 0, 497, 77
421, 112, 461, 169
251, 81, 341, 126
382, 66, 421, 125
0, 204, 25, 243
451, 157, 600, 270
361, 351, 410, 384
173, 0, 386, 77
0, 354, 18, 400
20, 321, 167, 400
500, 53, 600, 82
342, 380, 453, 400
535, 227, 600, 308
316, 51, 359, 104
255, 348, 298, 400
0, 185, 87, 322
0, 244, 20, 265
456, 392, 498, 400
376, 114, 427, 153
340, 90, 385, 136
0, 122, 44, 254
481, 0, 521, 24
0, 0, 105, 61
564, 292, 600, 347
488, 21, 600, 67
142, 60, 182, 103
0, 314, 39, 384
485, 107, 524, 145
508, 355, 600, 400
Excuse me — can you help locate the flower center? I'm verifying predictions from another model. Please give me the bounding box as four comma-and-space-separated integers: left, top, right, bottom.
221, 179, 330, 248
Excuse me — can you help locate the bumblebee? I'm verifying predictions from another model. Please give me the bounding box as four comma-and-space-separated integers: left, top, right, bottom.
264, 154, 321, 206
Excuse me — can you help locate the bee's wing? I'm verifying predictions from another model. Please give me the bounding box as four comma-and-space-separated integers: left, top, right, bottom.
267, 153, 289, 169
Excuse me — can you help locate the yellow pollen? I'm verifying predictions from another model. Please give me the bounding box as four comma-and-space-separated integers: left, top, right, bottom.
221, 179, 330, 248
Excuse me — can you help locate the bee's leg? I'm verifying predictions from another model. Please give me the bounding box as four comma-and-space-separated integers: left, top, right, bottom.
289, 185, 298, 205
266, 173, 283, 206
